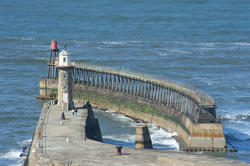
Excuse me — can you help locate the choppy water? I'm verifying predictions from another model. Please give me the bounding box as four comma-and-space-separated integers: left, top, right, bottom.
93, 109, 179, 150
1, 0, 250, 165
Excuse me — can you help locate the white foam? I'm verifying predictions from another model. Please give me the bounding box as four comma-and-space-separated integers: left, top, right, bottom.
220, 110, 250, 121
148, 123, 179, 150
221, 110, 250, 139
9, 164, 23, 166
195, 42, 223, 47
100, 111, 180, 150
103, 134, 135, 142
231, 42, 250, 47
99, 41, 123, 45
130, 40, 144, 43
158, 52, 168, 56
0, 149, 22, 160
71, 40, 89, 44
34, 57, 48, 61
105, 110, 115, 113
0, 149, 26, 166
111, 113, 135, 123
9, 37, 35, 41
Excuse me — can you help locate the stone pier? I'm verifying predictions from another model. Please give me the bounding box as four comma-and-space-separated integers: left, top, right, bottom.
38, 61, 228, 151
26, 100, 250, 166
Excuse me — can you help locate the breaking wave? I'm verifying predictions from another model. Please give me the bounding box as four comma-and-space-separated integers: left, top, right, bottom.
0, 139, 31, 165
101, 110, 179, 150
219, 110, 250, 121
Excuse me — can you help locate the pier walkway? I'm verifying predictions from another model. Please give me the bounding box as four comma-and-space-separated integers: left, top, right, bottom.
43, 105, 161, 166
27, 101, 249, 166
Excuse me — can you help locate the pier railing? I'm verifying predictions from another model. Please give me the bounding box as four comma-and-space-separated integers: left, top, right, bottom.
48, 62, 216, 123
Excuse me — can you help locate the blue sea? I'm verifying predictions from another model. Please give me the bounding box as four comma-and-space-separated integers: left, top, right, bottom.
0, 0, 250, 165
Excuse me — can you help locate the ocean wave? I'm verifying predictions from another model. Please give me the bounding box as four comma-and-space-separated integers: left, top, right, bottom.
100, 111, 180, 150
219, 110, 250, 121
0, 149, 26, 166
0, 37, 35, 42
195, 42, 223, 47
231, 42, 250, 47
97, 41, 124, 45
0, 149, 23, 160
158, 52, 168, 57
15, 37, 35, 41
105, 110, 115, 113
163, 41, 250, 48
224, 127, 250, 141
6, 57, 48, 64
195, 42, 250, 48
64, 40, 250, 50
70, 40, 89, 44
193, 77, 215, 86
95, 40, 147, 46
110, 112, 135, 124
103, 134, 135, 142
148, 123, 179, 150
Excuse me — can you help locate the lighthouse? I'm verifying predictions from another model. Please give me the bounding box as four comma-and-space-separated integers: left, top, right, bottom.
56, 45, 74, 110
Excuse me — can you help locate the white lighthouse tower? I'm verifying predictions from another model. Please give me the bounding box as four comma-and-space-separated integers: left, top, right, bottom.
56, 46, 74, 110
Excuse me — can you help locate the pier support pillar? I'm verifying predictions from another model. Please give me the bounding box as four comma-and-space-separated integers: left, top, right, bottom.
135, 125, 153, 149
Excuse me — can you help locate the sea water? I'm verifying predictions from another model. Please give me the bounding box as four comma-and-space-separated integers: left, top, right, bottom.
0, 0, 250, 165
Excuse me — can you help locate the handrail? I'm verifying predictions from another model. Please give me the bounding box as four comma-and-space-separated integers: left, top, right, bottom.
72, 62, 214, 106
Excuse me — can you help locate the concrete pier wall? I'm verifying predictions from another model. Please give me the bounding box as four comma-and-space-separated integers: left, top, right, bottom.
38, 78, 226, 151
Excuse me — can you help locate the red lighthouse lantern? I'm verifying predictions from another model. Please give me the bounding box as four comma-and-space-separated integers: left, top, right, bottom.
51, 40, 58, 50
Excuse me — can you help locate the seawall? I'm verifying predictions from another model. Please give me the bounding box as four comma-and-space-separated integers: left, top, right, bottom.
38, 78, 226, 151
